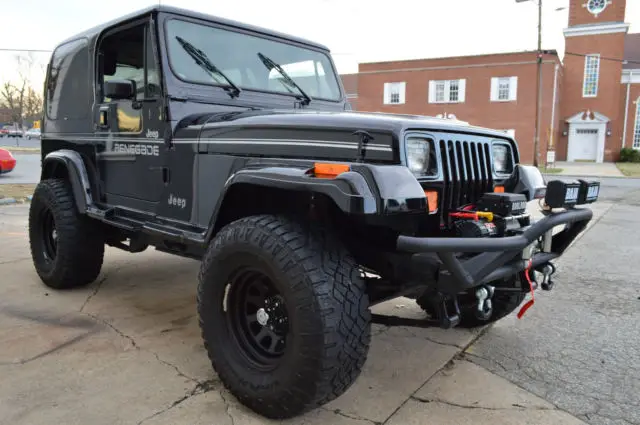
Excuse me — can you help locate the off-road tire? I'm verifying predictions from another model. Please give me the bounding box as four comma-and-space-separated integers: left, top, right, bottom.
28, 178, 104, 289
417, 276, 526, 328
197, 215, 371, 419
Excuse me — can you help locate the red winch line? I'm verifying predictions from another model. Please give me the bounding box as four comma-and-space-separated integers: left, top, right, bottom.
449, 212, 478, 221
517, 259, 535, 319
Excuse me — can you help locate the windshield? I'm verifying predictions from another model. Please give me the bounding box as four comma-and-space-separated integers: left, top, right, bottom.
165, 19, 343, 101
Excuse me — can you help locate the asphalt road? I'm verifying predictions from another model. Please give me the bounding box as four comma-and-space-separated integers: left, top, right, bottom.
0, 136, 41, 149
0, 154, 40, 184
467, 179, 640, 425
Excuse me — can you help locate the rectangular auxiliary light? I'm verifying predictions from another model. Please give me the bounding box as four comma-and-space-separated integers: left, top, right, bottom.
544, 180, 580, 209
577, 179, 600, 204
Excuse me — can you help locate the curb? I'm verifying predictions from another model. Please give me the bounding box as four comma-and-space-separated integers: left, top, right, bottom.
542, 174, 636, 180
0, 195, 32, 206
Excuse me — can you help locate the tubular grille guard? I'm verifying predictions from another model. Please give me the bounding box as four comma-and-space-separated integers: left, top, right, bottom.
438, 139, 494, 216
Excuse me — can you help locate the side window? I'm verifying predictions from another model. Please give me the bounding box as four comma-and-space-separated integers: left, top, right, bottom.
98, 23, 150, 102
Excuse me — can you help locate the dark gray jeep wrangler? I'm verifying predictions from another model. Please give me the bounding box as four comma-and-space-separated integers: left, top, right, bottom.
29, 5, 599, 419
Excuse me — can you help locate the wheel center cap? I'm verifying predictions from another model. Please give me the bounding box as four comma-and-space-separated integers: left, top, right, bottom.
256, 308, 269, 326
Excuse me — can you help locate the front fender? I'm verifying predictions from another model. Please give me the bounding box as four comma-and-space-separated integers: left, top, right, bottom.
41, 149, 95, 213
205, 163, 428, 241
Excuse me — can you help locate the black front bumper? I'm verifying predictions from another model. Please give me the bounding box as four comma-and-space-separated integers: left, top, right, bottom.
396, 208, 593, 293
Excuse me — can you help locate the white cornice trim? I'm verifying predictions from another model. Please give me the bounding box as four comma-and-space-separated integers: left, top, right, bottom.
566, 110, 610, 124
622, 69, 640, 84
564, 22, 630, 37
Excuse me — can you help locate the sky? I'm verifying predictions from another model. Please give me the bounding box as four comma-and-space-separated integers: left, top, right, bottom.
0, 0, 639, 89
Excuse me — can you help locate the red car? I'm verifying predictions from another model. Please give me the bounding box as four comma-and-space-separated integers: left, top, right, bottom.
0, 148, 16, 174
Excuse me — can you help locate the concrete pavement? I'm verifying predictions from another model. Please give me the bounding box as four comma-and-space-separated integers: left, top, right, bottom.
0, 203, 591, 425
543, 161, 625, 178
464, 180, 640, 425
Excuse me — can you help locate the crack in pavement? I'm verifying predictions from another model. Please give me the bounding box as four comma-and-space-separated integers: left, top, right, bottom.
322, 407, 379, 424
218, 390, 237, 425
410, 395, 554, 412
79, 274, 109, 312
136, 379, 221, 425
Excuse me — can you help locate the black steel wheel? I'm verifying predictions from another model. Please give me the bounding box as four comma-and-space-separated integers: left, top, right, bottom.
198, 215, 371, 419
225, 268, 289, 367
28, 178, 104, 289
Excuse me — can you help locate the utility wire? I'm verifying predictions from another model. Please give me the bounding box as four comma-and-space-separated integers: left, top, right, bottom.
0, 48, 52, 53
563, 51, 639, 65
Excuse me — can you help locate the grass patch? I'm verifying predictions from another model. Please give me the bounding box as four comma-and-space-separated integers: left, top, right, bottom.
0, 183, 36, 201
539, 166, 564, 174
615, 162, 640, 177
0, 146, 40, 153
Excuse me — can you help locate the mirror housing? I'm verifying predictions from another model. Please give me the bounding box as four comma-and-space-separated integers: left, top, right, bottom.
104, 79, 136, 100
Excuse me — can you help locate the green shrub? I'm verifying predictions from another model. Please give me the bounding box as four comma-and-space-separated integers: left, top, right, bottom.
619, 147, 640, 163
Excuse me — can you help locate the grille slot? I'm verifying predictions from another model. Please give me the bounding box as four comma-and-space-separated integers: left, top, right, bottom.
439, 138, 493, 214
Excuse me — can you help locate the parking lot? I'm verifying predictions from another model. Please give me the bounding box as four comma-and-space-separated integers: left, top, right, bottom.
3, 180, 638, 425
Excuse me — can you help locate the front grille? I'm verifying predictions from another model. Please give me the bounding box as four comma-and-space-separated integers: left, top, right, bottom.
438, 139, 494, 213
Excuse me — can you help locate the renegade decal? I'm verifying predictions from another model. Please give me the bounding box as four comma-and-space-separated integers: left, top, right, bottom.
113, 143, 160, 156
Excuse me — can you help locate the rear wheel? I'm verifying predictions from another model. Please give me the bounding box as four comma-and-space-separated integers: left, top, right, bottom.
417, 275, 526, 328
198, 215, 371, 419
28, 178, 105, 289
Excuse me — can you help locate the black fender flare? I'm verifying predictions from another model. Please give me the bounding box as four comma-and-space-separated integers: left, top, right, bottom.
204, 164, 428, 242
40, 149, 96, 213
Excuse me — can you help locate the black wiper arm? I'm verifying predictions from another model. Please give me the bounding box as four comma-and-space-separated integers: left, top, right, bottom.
257, 52, 311, 105
175, 36, 241, 98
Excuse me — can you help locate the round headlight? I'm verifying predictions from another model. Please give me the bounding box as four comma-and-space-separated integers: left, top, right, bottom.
406, 138, 431, 176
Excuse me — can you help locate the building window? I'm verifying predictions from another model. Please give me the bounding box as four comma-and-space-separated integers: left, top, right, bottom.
429, 79, 466, 103
383, 82, 406, 105
633, 99, 640, 149
490, 76, 518, 102
583, 54, 600, 97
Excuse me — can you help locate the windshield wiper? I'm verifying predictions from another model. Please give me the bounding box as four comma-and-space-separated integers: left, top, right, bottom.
175, 36, 241, 98
257, 52, 311, 105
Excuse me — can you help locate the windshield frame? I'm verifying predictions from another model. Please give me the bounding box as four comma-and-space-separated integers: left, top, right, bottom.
161, 16, 345, 103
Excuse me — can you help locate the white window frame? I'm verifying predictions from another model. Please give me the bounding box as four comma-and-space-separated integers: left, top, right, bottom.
582, 54, 600, 98
383, 82, 406, 105
490, 76, 518, 102
633, 98, 640, 150
503, 129, 516, 138
429, 79, 466, 104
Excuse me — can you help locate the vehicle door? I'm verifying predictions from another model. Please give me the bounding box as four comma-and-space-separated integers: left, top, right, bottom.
94, 18, 167, 210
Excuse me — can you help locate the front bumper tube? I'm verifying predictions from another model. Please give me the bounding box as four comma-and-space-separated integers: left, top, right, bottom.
396, 208, 593, 294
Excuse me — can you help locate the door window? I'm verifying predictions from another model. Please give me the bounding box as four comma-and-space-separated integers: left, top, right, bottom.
97, 22, 160, 132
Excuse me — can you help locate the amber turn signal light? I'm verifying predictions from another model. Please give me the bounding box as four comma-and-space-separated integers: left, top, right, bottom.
494, 185, 505, 193
313, 163, 350, 178
424, 190, 438, 213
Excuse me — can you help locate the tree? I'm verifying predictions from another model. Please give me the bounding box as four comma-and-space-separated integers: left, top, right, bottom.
0, 53, 43, 128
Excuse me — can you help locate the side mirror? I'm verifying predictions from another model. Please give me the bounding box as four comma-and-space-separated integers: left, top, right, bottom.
104, 79, 136, 100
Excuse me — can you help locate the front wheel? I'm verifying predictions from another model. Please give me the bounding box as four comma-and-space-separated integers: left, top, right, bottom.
28, 179, 105, 289
197, 215, 371, 419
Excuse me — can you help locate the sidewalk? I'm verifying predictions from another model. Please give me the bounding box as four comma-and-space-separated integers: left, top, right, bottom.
541, 161, 625, 178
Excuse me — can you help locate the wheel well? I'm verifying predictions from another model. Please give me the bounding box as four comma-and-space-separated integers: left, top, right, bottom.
213, 184, 343, 234
42, 161, 69, 180
212, 183, 401, 276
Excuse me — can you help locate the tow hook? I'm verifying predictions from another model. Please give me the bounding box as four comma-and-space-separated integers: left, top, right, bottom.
475, 285, 495, 320
540, 264, 555, 291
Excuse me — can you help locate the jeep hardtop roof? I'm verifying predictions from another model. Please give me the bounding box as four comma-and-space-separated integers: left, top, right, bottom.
56, 5, 331, 52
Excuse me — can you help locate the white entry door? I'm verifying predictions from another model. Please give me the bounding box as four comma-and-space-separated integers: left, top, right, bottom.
569, 128, 598, 161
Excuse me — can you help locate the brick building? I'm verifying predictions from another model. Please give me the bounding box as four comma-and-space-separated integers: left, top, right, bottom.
341, 0, 639, 164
